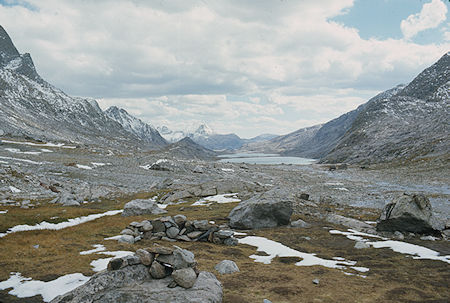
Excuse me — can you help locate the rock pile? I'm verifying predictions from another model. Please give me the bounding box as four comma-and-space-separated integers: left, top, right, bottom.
109, 245, 200, 288
51, 245, 223, 303
119, 214, 239, 245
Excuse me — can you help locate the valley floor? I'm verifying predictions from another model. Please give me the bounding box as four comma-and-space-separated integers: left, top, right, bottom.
0, 139, 448, 303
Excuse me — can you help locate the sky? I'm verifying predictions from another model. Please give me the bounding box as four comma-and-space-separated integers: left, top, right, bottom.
0, 0, 449, 138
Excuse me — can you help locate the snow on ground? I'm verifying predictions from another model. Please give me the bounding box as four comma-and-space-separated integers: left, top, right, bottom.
192, 193, 241, 206
9, 186, 21, 193
0, 156, 42, 165
4, 148, 42, 155
0, 210, 123, 238
91, 162, 111, 167
0, 272, 89, 302
330, 229, 450, 264
221, 168, 234, 172
157, 204, 168, 209
40, 149, 53, 153
75, 164, 92, 170
0, 210, 8, 214
1, 140, 76, 149
79, 244, 106, 255
335, 187, 349, 191
104, 235, 123, 241
239, 236, 360, 270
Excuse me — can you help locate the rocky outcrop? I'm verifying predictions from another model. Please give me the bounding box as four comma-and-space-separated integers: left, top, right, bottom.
326, 214, 374, 232
160, 180, 264, 204
228, 188, 293, 229
117, 215, 239, 245
50, 246, 223, 303
376, 193, 443, 235
122, 198, 167, 217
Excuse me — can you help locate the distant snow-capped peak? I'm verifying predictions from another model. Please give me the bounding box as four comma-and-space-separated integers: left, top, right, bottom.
156, 122, 215, 143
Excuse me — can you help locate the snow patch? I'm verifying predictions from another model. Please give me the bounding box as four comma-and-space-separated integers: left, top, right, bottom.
76, 164, 92, 170
5, 148, 41, 155
330, 229, 450, 264
79, 244, 106, 255
192, 193, 241, 206
9, 186, 21, 193
0, 156, 42, 165
239, 236, 359, 270
0, 272, 89, 302
0, 210, 8, 214
0, 210, 123, 238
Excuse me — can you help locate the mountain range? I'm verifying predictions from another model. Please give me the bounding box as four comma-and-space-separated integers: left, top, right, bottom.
0, 24, 448, 164
243, 53, 449, 164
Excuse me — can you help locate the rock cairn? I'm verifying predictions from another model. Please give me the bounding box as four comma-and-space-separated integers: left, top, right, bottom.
107, 245, 200, 289
119, 214, 239, 246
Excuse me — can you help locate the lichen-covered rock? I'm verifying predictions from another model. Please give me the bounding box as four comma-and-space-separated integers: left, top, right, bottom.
50, 265, 223, 303
172, 267, 198, 288
228, 188, 293, 229
122, 199, 167, 217
214, 260, 239, 274
377, 193, 443, 234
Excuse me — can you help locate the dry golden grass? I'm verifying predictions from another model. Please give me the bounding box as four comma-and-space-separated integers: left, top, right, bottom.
0, 194, 449, 303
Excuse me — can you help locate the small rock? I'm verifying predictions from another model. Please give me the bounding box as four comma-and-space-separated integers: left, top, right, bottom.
107, 258, 125, 271
224, 237, 238, 246
123, 255, 141, 266
149, 261, 168, 279
420, 235, 438, 241
290, 219, 311, 228
173, 214, 187, 227
214, 260, 239, 274
120, 228, 136, 236
187, 231, 204, 239
313, 278, 320, 285
192, 165, 204, 174
193, 220, 210, 230
151, 220, 166, 233
146, 245, 174, 255
118, 235, 135, 244
172, 247, 196, 270
299, 193, 310, 200
215, 230, 234, 238
166, 226, 180, 239
141, 221, 153, 232
33, 244, 39, 249
172, 267, 197, 289
263, 300, 273, 303
161, 236, 176, 242
394, 231, 405, 240
136, 249, 154, 266
176, 235, 192, 242
354, 241, 370, 249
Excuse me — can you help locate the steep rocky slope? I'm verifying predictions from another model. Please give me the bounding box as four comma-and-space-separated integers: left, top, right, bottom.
0, 26, 153, 149
322, 53, 449, 164
105, 106, 167, 147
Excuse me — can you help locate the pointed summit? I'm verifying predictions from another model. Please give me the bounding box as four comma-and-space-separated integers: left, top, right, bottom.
0, 25, 20, 64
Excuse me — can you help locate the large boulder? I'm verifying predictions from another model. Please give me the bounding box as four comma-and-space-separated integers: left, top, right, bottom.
376, 193, 442, 235
50, 264, 222, 303
326, 214, 374, 232
228, 188, 293, 229
122, 199, 167, 217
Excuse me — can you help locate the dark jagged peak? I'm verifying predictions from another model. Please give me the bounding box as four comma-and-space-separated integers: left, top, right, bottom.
397, 52, 450, 101
0, 25, 40, 80
0, 25, 20, 63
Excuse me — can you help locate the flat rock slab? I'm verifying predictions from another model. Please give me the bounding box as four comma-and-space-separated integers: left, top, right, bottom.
50, 264, 222, 303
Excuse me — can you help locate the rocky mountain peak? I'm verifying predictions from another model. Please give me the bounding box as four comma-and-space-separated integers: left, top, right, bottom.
0, 25, 20, 63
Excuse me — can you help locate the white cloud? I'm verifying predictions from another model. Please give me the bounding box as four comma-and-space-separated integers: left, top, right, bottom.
401, 0, 448, 40
0, 0, 449, 137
